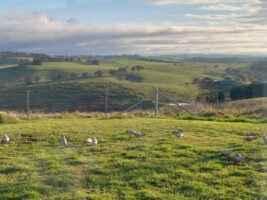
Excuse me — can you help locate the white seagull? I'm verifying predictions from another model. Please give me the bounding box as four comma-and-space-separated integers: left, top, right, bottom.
61, 136, 67, 146
87, 137, 98, 145
1, 134, 10, 143
126, 130, 144, 138
173, 130, 185, 138
263, 136, 267, 145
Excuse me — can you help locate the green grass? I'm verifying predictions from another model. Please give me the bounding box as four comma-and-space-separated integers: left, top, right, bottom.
0, 112, 20, 124
0, 62, 115, 85
0, 81, 147, 112
110, 58, 233, 84
0, 57, 264, 112
0, 117, 266, 199
0, 58, 250, 90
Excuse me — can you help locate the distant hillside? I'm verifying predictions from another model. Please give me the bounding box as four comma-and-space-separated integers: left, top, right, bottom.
0, 54, 266, 112
0, 81, 148, 112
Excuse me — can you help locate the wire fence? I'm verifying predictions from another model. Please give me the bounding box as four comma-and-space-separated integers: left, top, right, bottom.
0, 87, 194, 116
0, 88, 148, 113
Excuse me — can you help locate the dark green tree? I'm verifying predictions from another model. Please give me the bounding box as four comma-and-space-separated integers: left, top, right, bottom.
218, 91, 225, 102
94, 70, 103, 77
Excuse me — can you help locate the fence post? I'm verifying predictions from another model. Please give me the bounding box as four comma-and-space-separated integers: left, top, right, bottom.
27, 89, 30, 120
216, 91, 219, 114
155, 88, 159, 116
105, 89, 108, 118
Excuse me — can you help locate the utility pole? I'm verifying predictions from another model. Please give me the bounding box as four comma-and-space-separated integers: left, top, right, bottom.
155, 88, 159, 116
27, 89, 30, 120
105, 89, 108, 118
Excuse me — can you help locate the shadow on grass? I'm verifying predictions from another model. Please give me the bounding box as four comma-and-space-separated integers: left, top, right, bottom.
125, 74, 144, 83
0, 167, 24, 174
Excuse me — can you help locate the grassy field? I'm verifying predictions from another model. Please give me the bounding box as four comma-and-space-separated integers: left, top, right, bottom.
0, 116, 266, 199
0, 59, 240, 85
0, 57, 255, 112
1, 55, 266, 114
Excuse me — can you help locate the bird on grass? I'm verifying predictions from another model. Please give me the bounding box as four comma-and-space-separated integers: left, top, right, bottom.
173, 130, 185, 138
61, 136, 67, 146
87, 137, 98, 145
219, 149, 232, 156
1, 134, 10, 143
231, 154, 244, 163
126, 130, 144, 138
244, 136, 257, 142
263, 136, 267, 145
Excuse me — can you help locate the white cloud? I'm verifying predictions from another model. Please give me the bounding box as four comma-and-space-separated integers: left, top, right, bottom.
141, 0, 254, 5
201, 3, 246, 11
143, 0, 266, 26
0, 12, 267, 55
186, 13, 241, 21
185, 0, 267, 25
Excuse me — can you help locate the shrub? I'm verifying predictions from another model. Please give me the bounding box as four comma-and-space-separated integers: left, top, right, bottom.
52, 74, 62, 81
23, 77, 33, 85
94, 70, 103, 77
32, 58, 42, 65
87, 59, 100, 65
218, 91, 225, 102
70, 72, 78, 79
82, 72, 89, 78
34, 76, 41, 82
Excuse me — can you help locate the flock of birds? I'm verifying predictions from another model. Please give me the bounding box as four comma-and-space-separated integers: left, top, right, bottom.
217, 135, 265, 163
0, 134, 98, 146
172, 132, 267, 163
1, 131, 266, 164
61, 136, 98, 146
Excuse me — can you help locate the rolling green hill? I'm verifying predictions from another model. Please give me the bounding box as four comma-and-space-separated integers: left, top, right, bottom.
0, 55, 265, 112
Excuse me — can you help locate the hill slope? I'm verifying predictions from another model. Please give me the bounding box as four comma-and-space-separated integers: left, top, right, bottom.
0, 56, 264, 112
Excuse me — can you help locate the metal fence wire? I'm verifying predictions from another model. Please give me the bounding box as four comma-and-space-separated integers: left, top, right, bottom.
0, 87, 193, 116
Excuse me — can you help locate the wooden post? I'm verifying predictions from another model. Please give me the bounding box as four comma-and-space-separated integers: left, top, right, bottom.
216, 91, 219, 114
27, 89, 30, 120
105, 89, 108, 118
155, 88, 159, 116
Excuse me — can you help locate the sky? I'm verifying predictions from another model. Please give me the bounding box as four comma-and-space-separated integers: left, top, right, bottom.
0, 0, 266, 55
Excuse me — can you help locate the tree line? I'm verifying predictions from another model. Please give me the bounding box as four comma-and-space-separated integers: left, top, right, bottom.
230, 82, 266, 100
22, 66, 145, 85
196, 91, 225, 103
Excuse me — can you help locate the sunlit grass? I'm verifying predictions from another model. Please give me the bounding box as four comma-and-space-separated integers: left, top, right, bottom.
0, 117, 266, 199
